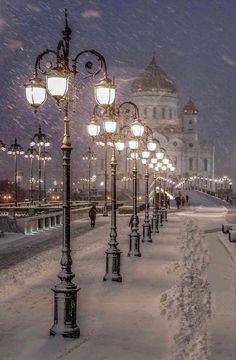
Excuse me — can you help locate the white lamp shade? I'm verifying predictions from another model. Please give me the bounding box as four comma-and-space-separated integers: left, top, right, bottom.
148, 163, 154, 169
87, 121, 101, 137
162, 165, 167, 171
167, 163, 172, 168
95, 77, 116, 106
25, 77, 47, 108
103, 119, 117, 133
128, 139, 139, 150
142, 159, 147, 165
151, 158, 157, 164
131, 120, 145, 137
147, 141, 157, 151
141, 150, 150, 159
162, 158, 169, 165
170, 166, 175, 172
47, 72, 69, 99
115, 141, 125, 152
156, 151, 164, 160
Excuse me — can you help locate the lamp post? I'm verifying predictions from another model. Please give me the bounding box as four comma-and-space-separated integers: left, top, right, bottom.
0, 140, 6, 152
40, 150, 52, 203
118, 101, 144, 257
7, 138, 24, 206
82, 147, 96, 203
25, 146, 38, 204
30, 125, 50, 204
87, 104, 123, 281
25, 9, 115, 338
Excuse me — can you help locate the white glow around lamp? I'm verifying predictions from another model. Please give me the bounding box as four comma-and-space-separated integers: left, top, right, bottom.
156, 151, 164, 160
128, 139, 139, 150
87, 118, 101, 137
46, 67, 69, 101
162, 158, 169, 165
131, 120, 145, 137
25, 76, 47, 111
147, 141, 157, 151
162, 165, 167, 171
115, 141, 125, 152
142, 159, 147, 165
141, 150, 150, 159
94, 77, 116, 106
148, 163, 154, 169
103, 118, 117, 134
151, 158, 157, 164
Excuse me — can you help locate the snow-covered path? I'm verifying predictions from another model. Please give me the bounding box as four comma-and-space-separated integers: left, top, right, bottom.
0, 191, 235, 360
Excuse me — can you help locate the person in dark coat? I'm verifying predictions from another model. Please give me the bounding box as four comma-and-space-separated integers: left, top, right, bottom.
89, 204, 97, 228
181, 196, 185, 206
175, 196, 181, 209
185, 194, 189, 204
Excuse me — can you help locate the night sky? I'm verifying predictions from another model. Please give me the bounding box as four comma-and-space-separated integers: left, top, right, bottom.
0, 0, 235, 186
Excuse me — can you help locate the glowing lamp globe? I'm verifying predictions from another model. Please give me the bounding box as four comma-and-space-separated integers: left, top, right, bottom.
162, 158, 169, 165
131, 120, 144, 137
103, 118, 117, 134
142, 159, 147, 165
148, 163, 154, 169
156, 151, 164, 160
115, 141, 125, 152
46, 66, 69, 101
141, 150, 150, 159
87, 118, 101, 137
94, 77, 116, 106
151, 158, 157, 164
162, 165, 167, 171
25, 76, 47, 111
147, 141, 157, 152
128, 139, 139, 150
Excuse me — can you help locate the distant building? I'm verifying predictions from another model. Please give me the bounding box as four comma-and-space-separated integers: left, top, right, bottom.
131, 55, 215, 180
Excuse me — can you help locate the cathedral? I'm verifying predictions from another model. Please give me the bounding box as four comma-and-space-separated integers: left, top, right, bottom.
130, 55, 215, 180
93, 55, 215, 194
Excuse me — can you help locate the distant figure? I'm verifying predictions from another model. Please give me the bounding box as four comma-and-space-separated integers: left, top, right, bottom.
129, 215, 139, 228
175, 196, 181, 209
181, 196, 185, 206
89, 204, 97, 228
186, 194, 189, 204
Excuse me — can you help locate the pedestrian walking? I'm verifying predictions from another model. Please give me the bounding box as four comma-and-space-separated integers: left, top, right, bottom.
175, 196, 181, 209
89, 204, 97, 228
181, 196, 185, 206
185, 194, 189, 204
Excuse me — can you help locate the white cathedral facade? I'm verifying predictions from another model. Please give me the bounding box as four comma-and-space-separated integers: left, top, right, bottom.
94, 55, 215, 194
131, 55, 215, 180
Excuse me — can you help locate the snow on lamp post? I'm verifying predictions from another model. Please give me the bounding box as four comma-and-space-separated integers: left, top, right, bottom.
25, 9, 115, 338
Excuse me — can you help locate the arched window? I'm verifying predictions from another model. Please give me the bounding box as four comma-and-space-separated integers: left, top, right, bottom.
153, 107, 157, 119
162, 108, 165, 119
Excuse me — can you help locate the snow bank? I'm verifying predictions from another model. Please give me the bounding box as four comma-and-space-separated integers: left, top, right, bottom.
160, 217, 212, 359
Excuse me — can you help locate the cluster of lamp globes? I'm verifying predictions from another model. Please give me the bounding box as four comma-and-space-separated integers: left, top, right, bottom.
25, 67, 116, 111
24, 68, 175, 172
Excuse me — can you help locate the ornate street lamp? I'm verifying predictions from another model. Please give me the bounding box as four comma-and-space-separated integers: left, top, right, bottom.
30, 125, 50, 204
25, 9, 115, 338
88, 104, 123, 281
7, 138, 24, 206
82, 147, 96, 203
118, 101, 143, 257
25, 146, 38, 204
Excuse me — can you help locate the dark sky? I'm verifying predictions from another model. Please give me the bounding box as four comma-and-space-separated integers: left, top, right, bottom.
0, 0, 235, 186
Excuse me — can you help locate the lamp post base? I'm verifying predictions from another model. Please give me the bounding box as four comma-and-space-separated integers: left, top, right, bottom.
103, 249, 122, 282
142, 222, 152, 242
128, 232, 141, 257
50, 283, 80, 339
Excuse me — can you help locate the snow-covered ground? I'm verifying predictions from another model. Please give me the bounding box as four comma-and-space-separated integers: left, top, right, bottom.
0, 191, 235, 360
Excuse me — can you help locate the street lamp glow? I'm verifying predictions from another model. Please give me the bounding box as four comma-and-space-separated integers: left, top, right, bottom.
151, 157, 157, 164
148, 163, 154, 169
46, 66, 69, 101
156, 151, 164, 160
115, 140, 125, 152
162, 158, 169, 165
103, 118, 117, 134
147, 140, 157, 151
128, 139, 139, 150
94, 77, 116, 106
87, 118, 101, 137
141, 150, 150, 159
162, 165, 167, 171
142, 158, 147, 165
25, 76, 47, 111
131, 120, 145, 137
